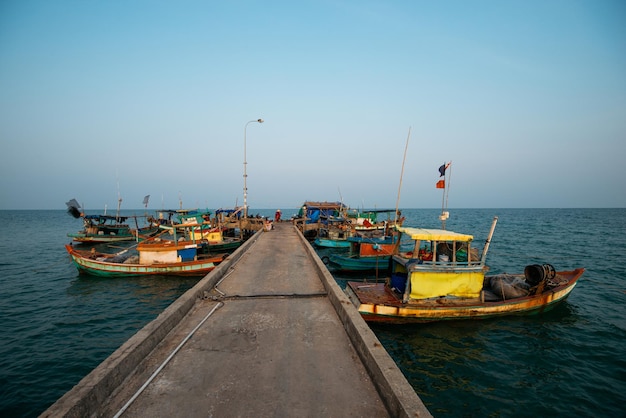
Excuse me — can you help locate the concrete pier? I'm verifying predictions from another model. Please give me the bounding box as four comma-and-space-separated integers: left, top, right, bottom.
42, 222, 431, 417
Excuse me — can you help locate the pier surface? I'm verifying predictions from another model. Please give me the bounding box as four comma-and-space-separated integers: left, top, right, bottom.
42, 222, 431, 417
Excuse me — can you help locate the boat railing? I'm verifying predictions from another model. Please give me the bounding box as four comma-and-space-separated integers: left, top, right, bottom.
397, 255, 485, 271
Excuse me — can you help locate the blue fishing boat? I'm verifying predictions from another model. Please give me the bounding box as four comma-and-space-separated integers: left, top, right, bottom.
313, 218, 353, 248
314, 236, 351, 248
328, 235, 400, 272
294, 201, 349, 239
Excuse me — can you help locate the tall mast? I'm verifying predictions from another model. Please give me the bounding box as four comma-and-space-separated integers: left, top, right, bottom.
394, 127, 411, 224
439, 161, 451, 229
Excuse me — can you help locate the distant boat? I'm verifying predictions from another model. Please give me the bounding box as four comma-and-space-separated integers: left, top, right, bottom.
293, 201, 349, 239
147, 208, 212, 226
145, 208, 243, 252
314, 236, 352, 248
66, 199, 159, 243
347, 209, 404, 238
190, 227, 243, 252
65, 223, 226, 277
328, 235, 400, 272
345, 217, 585, 323
313, 218, 353, 248
67, 214, 159, 243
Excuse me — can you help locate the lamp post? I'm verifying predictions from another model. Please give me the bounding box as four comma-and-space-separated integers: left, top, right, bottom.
243, 118, 264, 218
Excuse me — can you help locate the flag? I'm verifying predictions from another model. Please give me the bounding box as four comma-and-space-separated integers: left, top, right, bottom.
436, 180, 445, 189
143, 195, 150, 207
66, 198, 81, 210
438, 162, 451, 177
66, 198, 82, 218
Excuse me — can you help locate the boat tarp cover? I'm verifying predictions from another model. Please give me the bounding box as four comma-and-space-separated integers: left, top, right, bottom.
409, 271, 484, 299
396, 226, 473, 242
306, 208, 322, 223
298, 201, 346, 223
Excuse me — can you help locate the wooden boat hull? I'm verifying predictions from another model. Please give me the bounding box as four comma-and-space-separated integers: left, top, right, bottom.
328, 236, 399, 271
68, 234, 138, 243
68, 226, 160, 243
345, 268, 585, 323
313, 238, 351, 248
65, 244, 223, 278
328, 254, 391, 272
207, 240, 242, 252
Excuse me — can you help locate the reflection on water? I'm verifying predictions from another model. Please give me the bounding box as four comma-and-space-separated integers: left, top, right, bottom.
371, 307, 585, 416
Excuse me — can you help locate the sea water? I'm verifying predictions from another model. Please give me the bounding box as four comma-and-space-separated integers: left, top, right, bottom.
0, 208, 624, 417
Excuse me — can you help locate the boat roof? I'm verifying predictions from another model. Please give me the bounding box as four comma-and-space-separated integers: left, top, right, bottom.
348, 209, 396, 214
396, 226, 474, 242
158, 222, 206, 230
301, 201, 347, 209
84, 214, 129, 222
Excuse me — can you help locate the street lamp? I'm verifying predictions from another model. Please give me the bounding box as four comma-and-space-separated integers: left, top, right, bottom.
243, 118, 264, 218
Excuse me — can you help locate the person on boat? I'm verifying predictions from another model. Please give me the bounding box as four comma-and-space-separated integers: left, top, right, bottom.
274, 209, 281, 222
418, 244, 433, 261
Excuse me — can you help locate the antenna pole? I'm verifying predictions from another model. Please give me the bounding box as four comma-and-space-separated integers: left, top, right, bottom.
480, 216, 498, 263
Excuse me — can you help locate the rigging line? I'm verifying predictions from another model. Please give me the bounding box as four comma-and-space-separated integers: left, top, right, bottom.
394, 127, 411, 224
113, 301, 224, 418
100, 229, 170, 257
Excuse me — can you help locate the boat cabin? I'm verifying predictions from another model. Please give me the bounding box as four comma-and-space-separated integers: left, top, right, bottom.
391, 226, 488, 302
138, 241, 200, 264
137, 223, 205, 264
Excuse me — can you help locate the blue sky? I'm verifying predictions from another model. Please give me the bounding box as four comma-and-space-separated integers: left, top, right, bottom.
1, 0, 624, 210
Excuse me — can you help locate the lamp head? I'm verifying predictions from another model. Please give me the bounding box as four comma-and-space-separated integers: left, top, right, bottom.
257, 119, 264, 123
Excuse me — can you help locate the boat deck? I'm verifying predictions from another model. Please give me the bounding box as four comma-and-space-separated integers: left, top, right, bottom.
43, 222, 430, 417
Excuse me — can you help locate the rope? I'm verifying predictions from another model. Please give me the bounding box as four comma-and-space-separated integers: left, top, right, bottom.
394, 127, 411, 224
113, 302, 224, 418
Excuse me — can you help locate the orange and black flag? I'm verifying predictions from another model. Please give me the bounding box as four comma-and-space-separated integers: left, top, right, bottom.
438, 162, 451, 177
436, 162, 450, 188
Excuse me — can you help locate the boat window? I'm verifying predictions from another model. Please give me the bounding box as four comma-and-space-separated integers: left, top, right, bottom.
418, 241, 433, 261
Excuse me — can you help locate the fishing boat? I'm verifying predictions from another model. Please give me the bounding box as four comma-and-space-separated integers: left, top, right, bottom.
190, 227, 243, 252
66, 199, 159, 243
294, 201, 349, 239
345, 217, 585, 323
146, 208, 242, 252
314, 235, 351, 248
65, 223, 226, 277
148, 208, 212, 226
313, 218, 353, 248
328, 235, 400, 272
67, 214, 159, 243
347, 209, 404, 237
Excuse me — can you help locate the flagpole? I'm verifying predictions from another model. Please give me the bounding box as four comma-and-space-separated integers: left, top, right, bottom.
445, 162, 452, 216
440, 162, 446, 229
438, 161, 451, 229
